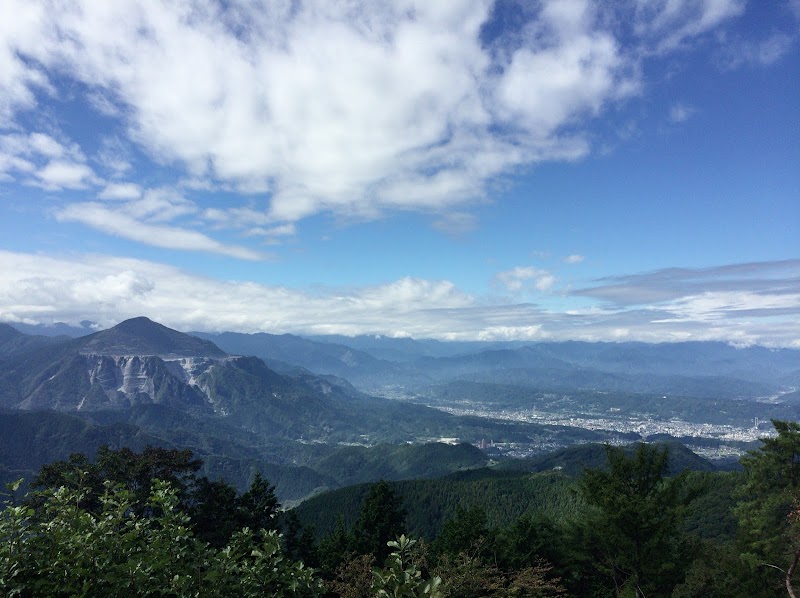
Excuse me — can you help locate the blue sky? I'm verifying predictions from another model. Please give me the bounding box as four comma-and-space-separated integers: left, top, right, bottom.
0, 0, 798, 345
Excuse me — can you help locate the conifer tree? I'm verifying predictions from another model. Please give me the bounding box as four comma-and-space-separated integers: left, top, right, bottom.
737, 420, 800, 597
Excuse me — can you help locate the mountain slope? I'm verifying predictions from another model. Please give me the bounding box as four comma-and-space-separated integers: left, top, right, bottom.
82, 317, 226, 358
0, 324, 68, 359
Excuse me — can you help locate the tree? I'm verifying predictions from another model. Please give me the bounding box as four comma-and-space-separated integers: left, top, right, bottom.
353, 480, 407, 561
282, 510, 318, 567
238, 471, 280, 532
578, 443, 697, 597
1, 478, 321, 596
737, 420, 800, 597
31, 445, 202, 516
432, 506, 490, 560
190, 476, 240, 548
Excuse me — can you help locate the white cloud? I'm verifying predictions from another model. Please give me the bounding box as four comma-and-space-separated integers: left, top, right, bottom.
98, 182, 142, 200
635, 0, 746, 52
0, 0, 749, 227
0, 251, 797, 346
95, 135, 133, 176
28, 133, 66, 158
0, 1, 52, 125
719, 32, 795, 69
55, 202, 262, 260
496, 266, 556, 293
563, 254, 585, 264
245, 223, 296, 239
36, 160, 96, 189
0, 131, 97, 189
573, 260, 800, 307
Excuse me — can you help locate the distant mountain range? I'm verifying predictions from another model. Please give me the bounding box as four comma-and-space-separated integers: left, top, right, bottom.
2, 316, 797, 504
0, 317, 620, 502
192, 329, 800, 397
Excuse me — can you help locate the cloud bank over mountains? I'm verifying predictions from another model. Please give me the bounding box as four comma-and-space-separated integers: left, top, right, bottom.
1, 251, 797, 346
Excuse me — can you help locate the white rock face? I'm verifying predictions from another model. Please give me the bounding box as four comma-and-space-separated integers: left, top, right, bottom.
81, 354, 227, 410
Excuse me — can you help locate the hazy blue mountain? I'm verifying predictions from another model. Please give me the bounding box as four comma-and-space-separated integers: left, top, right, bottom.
0, 408, 335, 501
0, 324, 69, 358
5, 320, 98, 338
191, 330, 417, 385
306, 334, 530, 361
193, 330, 797, 401
409, 342, 795, 396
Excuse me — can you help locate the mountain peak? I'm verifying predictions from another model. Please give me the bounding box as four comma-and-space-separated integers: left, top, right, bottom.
79, 317, 227, 358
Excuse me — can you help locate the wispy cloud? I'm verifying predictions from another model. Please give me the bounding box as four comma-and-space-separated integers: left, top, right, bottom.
719, 32, 795, 69
55, 199, 262, 261
572, 260, 800, 308
669, 103, 695, 123
563, 254, 585, 264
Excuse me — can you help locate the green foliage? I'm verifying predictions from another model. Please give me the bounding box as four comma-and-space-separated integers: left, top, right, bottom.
432, 506, 490, 559
353, 480, 407, 561
313, 442, 488, 488
32, 445, 202, 511
0, 478, 320, 596
372, 535, 443, 597
578, 443, 698, 597
294, 469, 582, 541
29, 446, 282, 549
433, 548, 565, 597
238, 471, 280, 531
736, 420, 800, 594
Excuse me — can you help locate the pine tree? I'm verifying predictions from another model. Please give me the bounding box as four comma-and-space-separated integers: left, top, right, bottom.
736, 420, 800, 597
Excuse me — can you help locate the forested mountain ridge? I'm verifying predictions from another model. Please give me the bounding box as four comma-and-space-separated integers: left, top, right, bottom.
292, 440, 720, 539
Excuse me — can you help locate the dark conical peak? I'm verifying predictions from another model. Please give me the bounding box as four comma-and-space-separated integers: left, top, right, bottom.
79, 316, 227, 358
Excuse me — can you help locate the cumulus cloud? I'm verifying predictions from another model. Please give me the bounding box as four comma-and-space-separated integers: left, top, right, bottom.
0, 250, 474, 337
0, 251, 797, 345
0, 0, 749, 229
0, 132, 97, 189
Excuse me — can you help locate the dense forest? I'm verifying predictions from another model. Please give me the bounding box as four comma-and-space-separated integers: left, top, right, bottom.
1, 421, 799, 597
